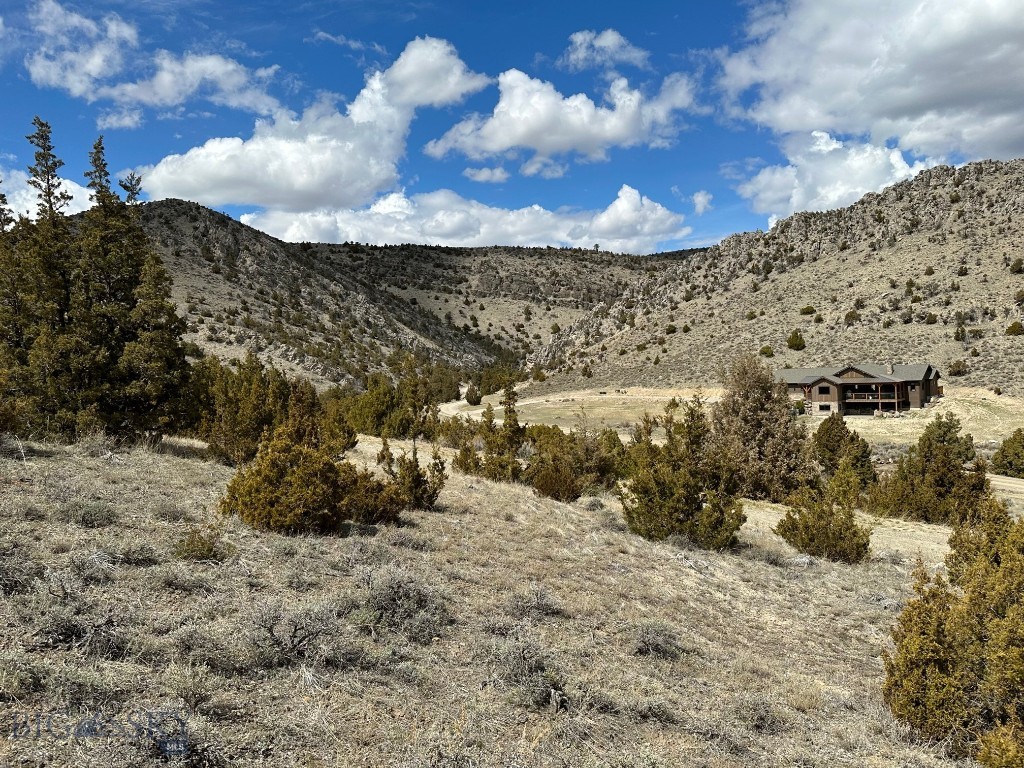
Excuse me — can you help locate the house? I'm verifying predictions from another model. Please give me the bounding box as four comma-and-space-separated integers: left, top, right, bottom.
776, 363, 942, 415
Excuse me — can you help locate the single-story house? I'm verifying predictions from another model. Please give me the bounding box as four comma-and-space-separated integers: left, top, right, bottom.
776, 363, 942, 415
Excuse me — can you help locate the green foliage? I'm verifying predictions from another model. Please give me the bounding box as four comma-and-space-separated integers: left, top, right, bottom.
812, 413, 876, 487
321, 354, 461, 439
1010, 257, 1024, 274
618, 397, 745, 549
774, 459, 871, 563
758, 345, 774, 358
786, 329, 806, 350
465, 382, 482, 405
0, 119, 187, 439
799, 305, 815, 315
866, 414, 983, 524
992, 429, 1024, 478
1006, 321, 1024, 336
523, 418, 624, 502
710, 353, 813, 502
193, 353, 290, 465
219, 427, 407, 535
883, 499, 1024, 763
390, 442, 448, 510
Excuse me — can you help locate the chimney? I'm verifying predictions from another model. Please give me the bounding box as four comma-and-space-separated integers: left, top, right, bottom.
886, 361, 894, 375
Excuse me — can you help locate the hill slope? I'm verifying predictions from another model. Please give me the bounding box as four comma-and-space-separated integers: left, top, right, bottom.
0, 435, 960, 767
138, 200, 689, 385
540, 159, 1024, 395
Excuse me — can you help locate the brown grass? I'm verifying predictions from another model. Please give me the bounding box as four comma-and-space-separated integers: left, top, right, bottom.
0, 434, 968, 767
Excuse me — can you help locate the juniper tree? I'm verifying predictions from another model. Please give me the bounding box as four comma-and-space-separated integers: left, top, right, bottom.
710, 353, 813, 502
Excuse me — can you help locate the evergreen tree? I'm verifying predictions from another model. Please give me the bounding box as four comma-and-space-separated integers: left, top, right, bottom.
867, 414, 984, 524
812, 412, 876, 488
992, 429, 1024, 478
710, 353, 813, 501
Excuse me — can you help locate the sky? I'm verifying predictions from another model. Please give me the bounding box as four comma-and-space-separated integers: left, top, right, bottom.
1, 0, 1023, 254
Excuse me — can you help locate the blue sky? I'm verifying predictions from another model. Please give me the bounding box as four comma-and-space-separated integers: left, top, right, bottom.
2, 1, 1023, 253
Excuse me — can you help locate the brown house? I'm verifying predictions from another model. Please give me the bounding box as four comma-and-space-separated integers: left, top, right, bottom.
777, 363, 942, 416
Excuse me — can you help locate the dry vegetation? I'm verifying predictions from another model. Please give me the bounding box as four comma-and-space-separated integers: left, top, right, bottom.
539, 160, 1024, 397
0, 433, 977, 767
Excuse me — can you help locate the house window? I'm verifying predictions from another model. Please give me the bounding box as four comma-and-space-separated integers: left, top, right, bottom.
818, 386, 830, 395
820, 404, 831, 412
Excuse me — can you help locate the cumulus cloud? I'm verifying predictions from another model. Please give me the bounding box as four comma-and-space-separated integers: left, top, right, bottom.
462, 167, 509, 183
691, 190, 713, 215
98, 52, 281, 115
736, 131, 934, 221
425, 70, 695, 169
24, 0, 282, 127
26, 0, 137, 99
0, 166, 92, 218
558, 29, 650, 72
720, 0, 1024, 160
141, 37, 489, 210
241, 184, 689, 254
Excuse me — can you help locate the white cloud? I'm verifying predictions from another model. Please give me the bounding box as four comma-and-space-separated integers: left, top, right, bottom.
97, 106, 143, 130
241, 184, 689, 254
425, 70, 695, 169
98, 52, 282, 115
462, 167, 509, 183
24, 0, 282, 127
26, 0, 138, 99
720, 0, 1024, 160
691, 190, 713, 215
312, 31, 387, 56
558, 29, 650, 72
141, 37, 489, 210
736, 131, 934, 220
0, 166, 92, 218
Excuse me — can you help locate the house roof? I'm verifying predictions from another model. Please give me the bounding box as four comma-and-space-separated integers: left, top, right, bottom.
777, 363, 939, 386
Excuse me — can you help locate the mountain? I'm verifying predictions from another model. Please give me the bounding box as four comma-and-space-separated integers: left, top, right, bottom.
137, 199, 690, 385
139, 158, 1024, 396
539, 159, 1024, 396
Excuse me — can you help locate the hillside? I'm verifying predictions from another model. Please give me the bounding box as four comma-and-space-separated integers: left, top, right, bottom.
539, 159, 1024, 396
0, 434, 963, 767
137, 200, 688, 386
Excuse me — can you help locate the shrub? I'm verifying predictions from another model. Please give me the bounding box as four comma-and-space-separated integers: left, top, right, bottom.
844, 309, 861, 326
992, 429, 1024, 478
359, 565, 452, 644
812, 413, 876, 487
465, 383, 482, 406
173, 524, 236, 562
1010, 257, 1024, 274
883, 499, 1024, 764
774, 460, 871, 563
759, 345, 774, 358
866, 414, 983, 524
619, 398, 745, 549
799, 305, 815, 315
948, 359, 969, 376
219, 428, 406, 535
392, 443, 447, 510
1006, 321, 1024, 336
786, 329, 806, 350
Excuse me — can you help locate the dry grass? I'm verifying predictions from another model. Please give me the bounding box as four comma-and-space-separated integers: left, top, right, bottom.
0, 434, 972, 767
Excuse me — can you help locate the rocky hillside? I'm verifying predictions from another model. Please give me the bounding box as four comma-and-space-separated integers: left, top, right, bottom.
138, 199, 687, 386
540, 159, 1024, 395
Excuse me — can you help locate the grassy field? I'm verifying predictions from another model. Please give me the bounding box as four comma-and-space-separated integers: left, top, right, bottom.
0, 433, 977, 767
